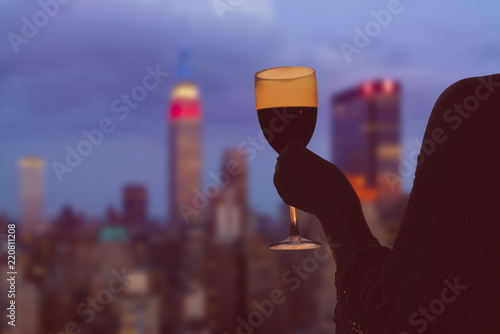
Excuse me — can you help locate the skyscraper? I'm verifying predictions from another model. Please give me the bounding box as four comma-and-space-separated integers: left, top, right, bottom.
168, 47, 202, 225
212, 149, 248, 242
332, 80, 401, 200
123, 184, 147, 227
19, 157, 45, 236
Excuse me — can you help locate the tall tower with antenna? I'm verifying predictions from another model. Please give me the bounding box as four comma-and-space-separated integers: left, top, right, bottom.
168, 44, 202, 225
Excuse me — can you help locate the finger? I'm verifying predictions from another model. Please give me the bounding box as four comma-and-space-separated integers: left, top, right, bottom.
274, 184, 296, 206
273, 169, 287, 189
276, 185, 312, 212
277, 141, 306, 165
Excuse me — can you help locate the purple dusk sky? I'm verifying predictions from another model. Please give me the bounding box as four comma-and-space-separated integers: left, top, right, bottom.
0, 0, 499, 221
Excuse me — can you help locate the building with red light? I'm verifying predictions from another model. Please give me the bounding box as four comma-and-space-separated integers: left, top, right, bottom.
168, 48, 202, 225
331, 80, 401, 200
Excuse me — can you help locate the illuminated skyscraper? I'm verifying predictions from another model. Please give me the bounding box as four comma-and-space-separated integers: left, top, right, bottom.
19, 157, 45, 236
332, 80, 401, 200
123, 184, 147, 227
168, 46, 202, 225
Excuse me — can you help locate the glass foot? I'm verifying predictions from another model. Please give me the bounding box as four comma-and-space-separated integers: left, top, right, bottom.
269, 235, 321, 250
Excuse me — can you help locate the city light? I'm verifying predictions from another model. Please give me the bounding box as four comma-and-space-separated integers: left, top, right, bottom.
383, 79, 395, 94
362, 81, 374, 96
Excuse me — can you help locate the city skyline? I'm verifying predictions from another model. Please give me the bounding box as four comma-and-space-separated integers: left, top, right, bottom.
1, 0, 499, 220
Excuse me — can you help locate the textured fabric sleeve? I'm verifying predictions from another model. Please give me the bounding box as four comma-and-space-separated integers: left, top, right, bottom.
331, 74, 500, 333
333, 144, 500, 334
333, 244, 392, 334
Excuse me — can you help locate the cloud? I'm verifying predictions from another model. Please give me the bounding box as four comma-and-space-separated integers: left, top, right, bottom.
237, 0, 275, 21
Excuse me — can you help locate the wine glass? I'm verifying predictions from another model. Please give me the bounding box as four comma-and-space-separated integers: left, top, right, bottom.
255, 66, 321, 250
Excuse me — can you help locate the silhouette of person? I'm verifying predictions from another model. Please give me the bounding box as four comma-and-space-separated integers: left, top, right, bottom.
273, 74, 500, 333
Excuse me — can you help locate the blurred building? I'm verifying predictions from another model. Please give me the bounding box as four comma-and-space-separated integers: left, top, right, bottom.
170, 221, 208, 333
332, 80, 401, 200
118, 295, 161, 334
19, 157, 45, 237
168, 46, 202, 226
165, 45, 208, 333
106, 205, 122, 225
241, 234, 289, 334
201, 149, 249, 333
52, 205, 84, 235
14, 279, 41, 334
332, 80, 407, 247
118, 270, 161, 334
123, 184, 148, 227
91, 226, 134, 289
210, 149, 248, 243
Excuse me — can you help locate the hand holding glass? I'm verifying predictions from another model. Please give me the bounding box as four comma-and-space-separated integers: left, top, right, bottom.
254, 66, 321, 250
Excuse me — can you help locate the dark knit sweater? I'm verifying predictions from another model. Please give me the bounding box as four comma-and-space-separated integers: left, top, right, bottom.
333, 143, 500, 334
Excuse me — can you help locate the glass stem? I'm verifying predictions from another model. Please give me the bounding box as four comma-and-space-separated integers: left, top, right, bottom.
289, 206, 300, 237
